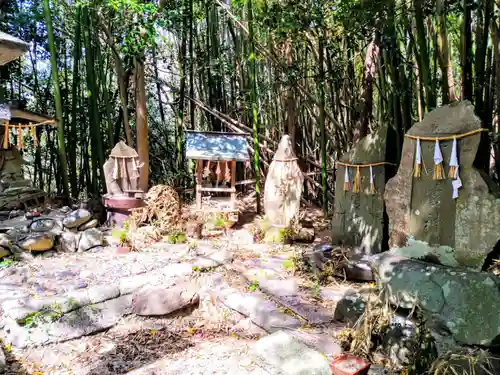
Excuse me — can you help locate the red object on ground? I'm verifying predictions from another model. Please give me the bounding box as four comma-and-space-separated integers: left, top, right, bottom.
330, 354, 371, 375
32, 211, 41, 217
116, 246, 132, 254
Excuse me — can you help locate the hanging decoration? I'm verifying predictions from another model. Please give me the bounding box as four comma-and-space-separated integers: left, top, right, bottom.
369, 166, 375, 194
352, 166, 361, 193
337, 161, 395, 194
413, 138, 422, 178
343, 167, 350, 191
224, 161, 231, 183
202, 160, 211, 178
0, 119, 55, 150
448, 137, 458, 178
215, 161, 221, 180
433, 139, 444, 180
405, 128, 489, 198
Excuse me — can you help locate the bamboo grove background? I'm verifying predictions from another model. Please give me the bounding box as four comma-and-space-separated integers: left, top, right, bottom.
1, 0, 500, 213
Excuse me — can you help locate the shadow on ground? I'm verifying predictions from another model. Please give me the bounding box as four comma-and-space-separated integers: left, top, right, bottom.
85, 327, 194, 375
2, 342, 30, 375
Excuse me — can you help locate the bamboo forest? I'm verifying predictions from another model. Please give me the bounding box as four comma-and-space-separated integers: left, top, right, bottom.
1, 0, 500, 374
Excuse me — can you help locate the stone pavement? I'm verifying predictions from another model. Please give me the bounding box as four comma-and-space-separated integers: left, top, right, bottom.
0, 238, 373, 374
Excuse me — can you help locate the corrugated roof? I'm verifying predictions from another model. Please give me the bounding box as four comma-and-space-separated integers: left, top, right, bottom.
185, 131, 250, 161
0, 31, 29, 65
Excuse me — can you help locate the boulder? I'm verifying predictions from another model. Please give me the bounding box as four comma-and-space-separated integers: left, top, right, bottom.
77, 228, 103, 252
374, 253, 500, 346
63, 209, 92, 229
0, 247, 10, 259
384, 101, 500, 269
78, 218, 99, 231
58, 232, 78, 252
18, 234, 54, 252
131, 283, 199, 316
331, 126, 392, 254
29, 218, 56, 233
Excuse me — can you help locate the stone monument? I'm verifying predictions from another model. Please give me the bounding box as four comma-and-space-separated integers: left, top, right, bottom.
264, 135, 303, 227
331, 127, 391, 254
384, 100, 500, 270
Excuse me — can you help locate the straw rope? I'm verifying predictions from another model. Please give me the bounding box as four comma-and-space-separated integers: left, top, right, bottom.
405, 128, 488, 141
335, 161, 397, 168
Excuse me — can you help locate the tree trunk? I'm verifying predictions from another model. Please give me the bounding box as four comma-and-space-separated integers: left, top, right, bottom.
43, 0, 70, 199
247, 0, 261, 213
354, 31, 380, 142
135, 57, 149, 192
436, 0, 456, 104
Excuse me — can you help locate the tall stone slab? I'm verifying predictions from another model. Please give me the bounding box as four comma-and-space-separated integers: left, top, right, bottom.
331, 127, 388, 254
384, 101, 500, 269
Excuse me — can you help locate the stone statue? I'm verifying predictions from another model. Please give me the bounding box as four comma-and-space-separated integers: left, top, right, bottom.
103, 141, 143, 196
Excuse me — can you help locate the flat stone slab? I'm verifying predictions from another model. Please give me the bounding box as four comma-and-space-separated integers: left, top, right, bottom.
119, 263, 193, 295
191, 248, 233, 270
2, 284, 120, 321
3, 294, 133, 348
251, 330, 332, 375
223, 292, 301, 332
288, 329, 343, 359
258, 278, 299, 297
277, 296, 334, 325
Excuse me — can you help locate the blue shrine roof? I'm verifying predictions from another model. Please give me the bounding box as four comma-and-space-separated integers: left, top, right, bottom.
185, 131, 250, 161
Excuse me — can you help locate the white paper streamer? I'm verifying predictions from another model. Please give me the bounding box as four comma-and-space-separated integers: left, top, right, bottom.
433, 139, 443, 165
369, 166, 374, 185
452, 166, 462, 199
344, 167, 349, 183
449, 138, 459, 178
415, 138, 422, 165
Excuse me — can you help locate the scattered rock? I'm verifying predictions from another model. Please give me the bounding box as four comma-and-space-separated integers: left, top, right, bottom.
63, 209, 92, 229
78, 228, 103, 252
278, 295, 335, 325
18, 233, 54, 252
58, 231, 78, 252
29, 218, 56, 233
374, 253, 500, 346
132, 283, 199, 316
251, 330, 332, 375
334, 292, 366, 325
0, 247, 10, 259
339, 254, 375, 281
0, 233, 12, 250
223, 292, 301, 332
78, 218, 99, 231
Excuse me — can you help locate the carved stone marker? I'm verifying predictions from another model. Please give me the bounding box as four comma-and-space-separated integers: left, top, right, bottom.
264, 135, 303, 227
331, 127, 388, 254
384, 101, 500, 269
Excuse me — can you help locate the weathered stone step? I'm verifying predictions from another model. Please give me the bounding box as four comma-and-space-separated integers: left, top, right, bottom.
223, 292, 301, 332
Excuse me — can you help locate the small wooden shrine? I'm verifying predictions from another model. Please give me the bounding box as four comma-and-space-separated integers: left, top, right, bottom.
0, 31, 29, 66
185, 130, 250, 213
